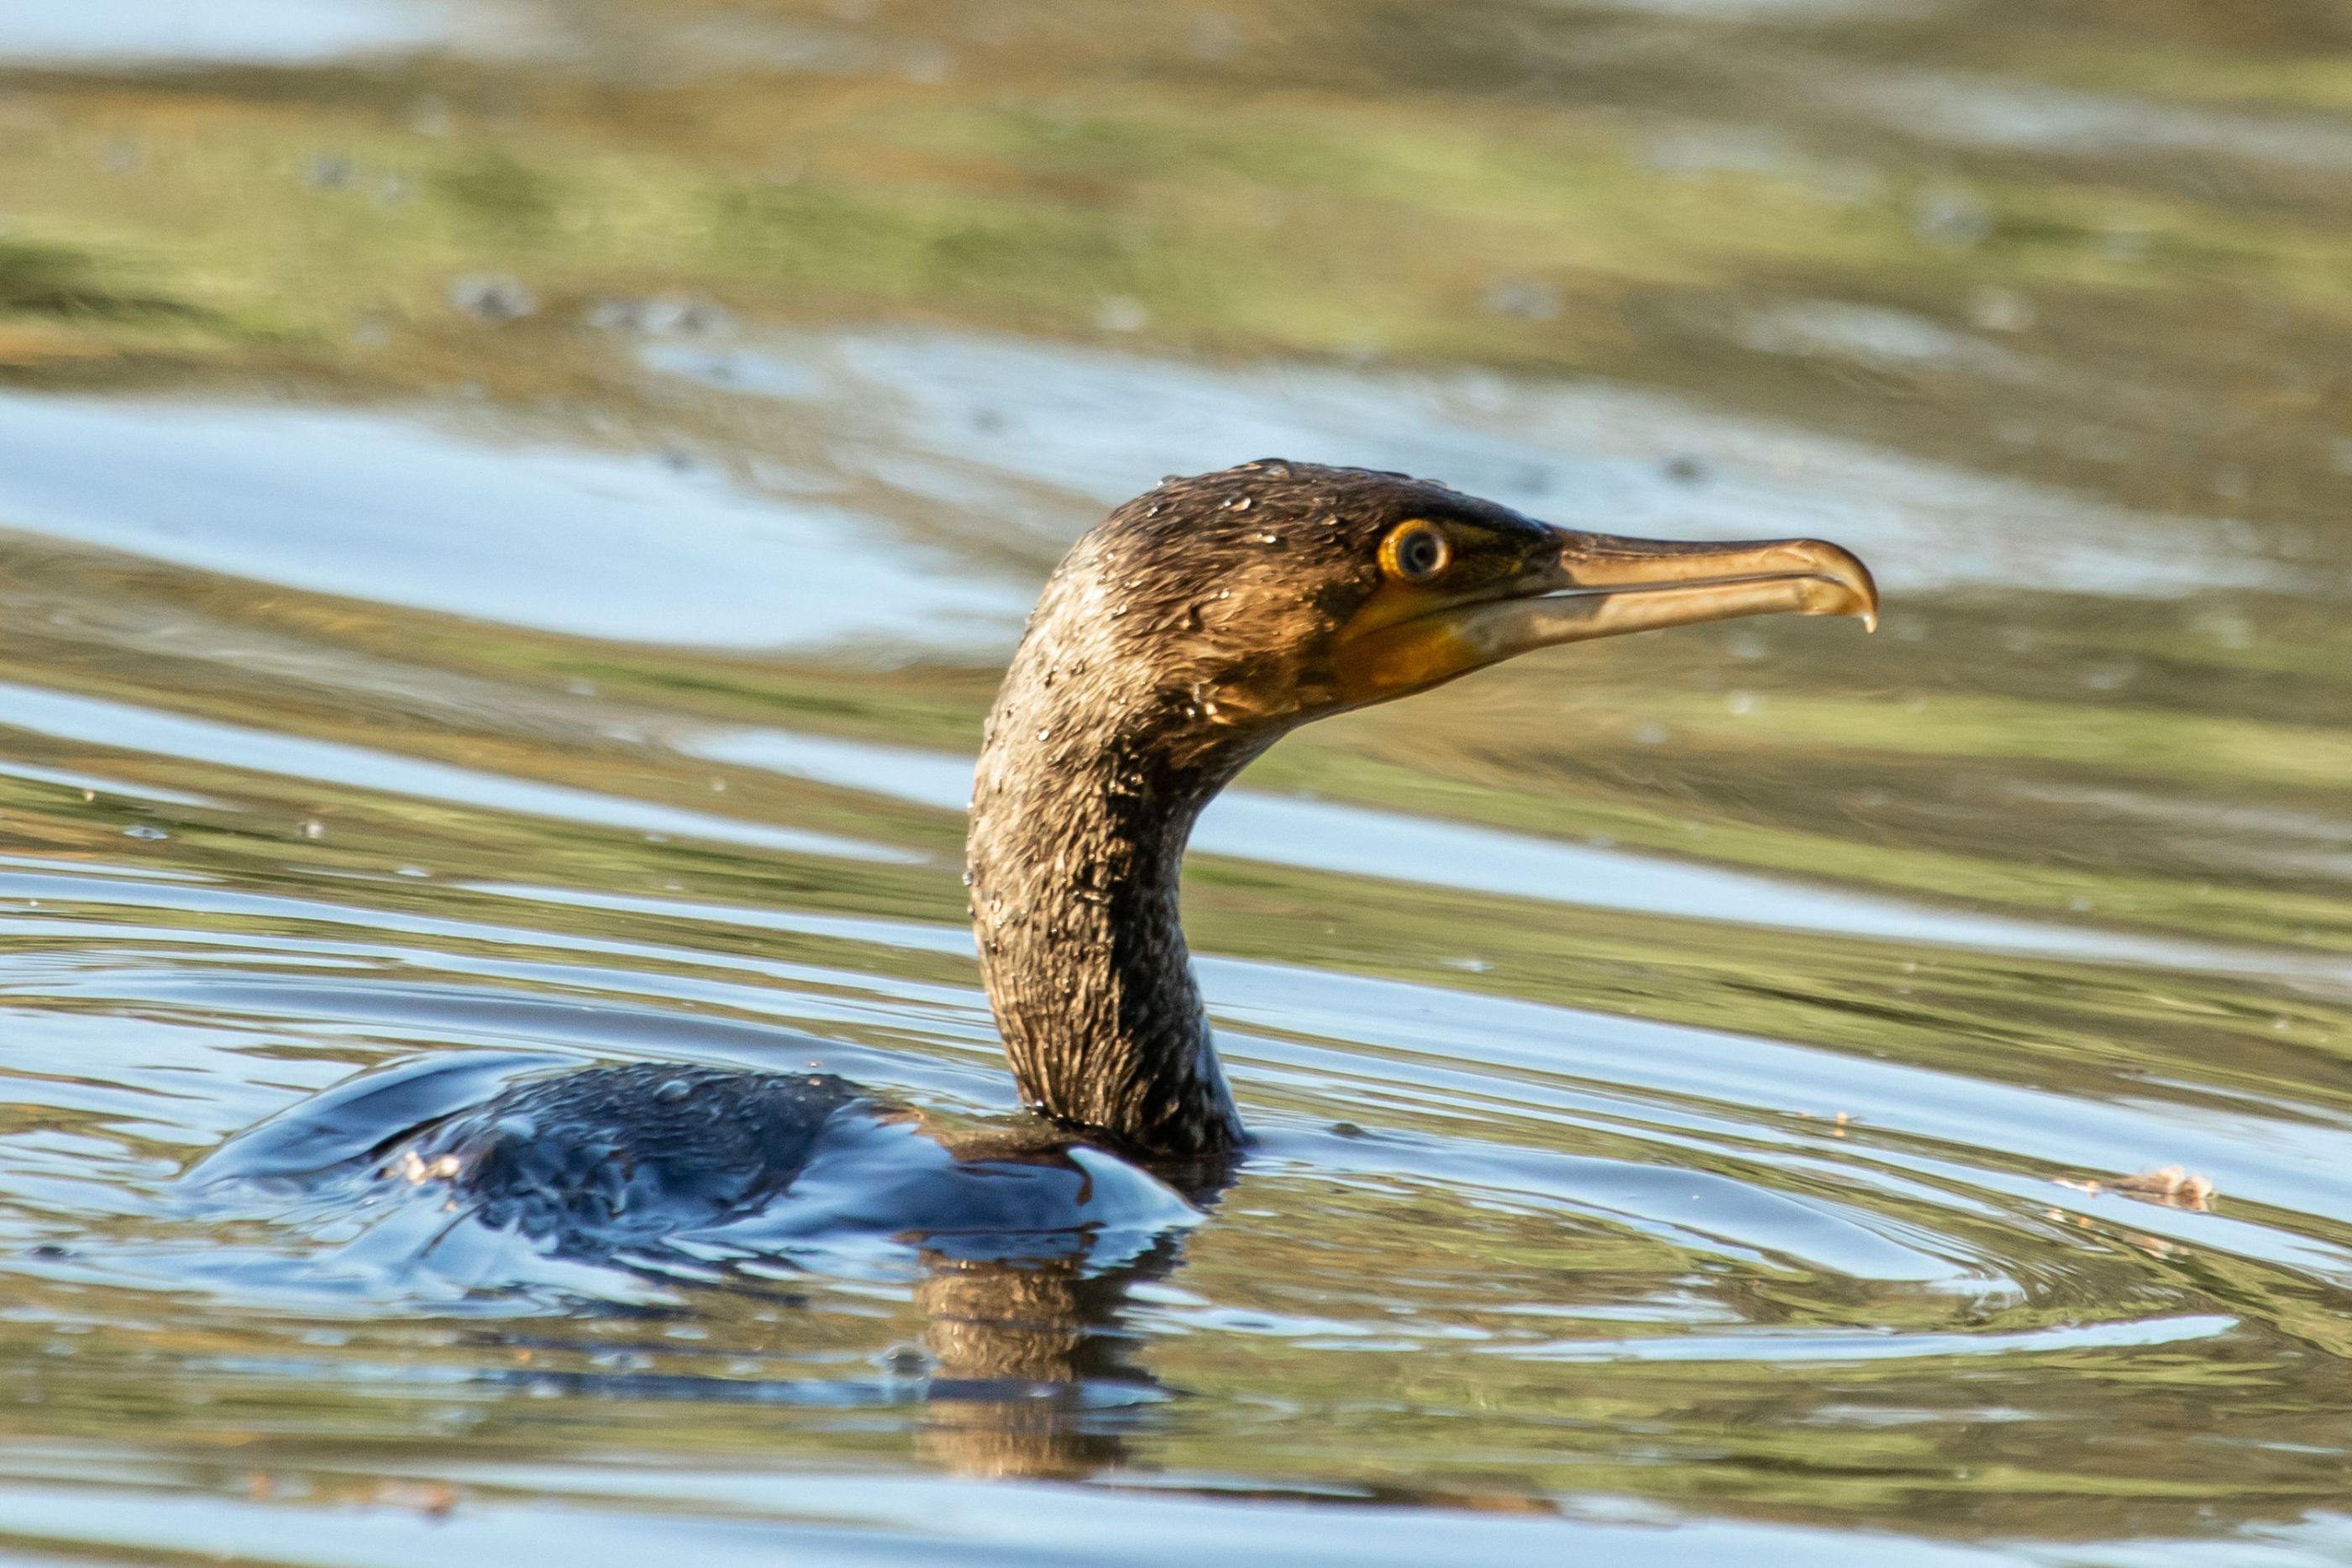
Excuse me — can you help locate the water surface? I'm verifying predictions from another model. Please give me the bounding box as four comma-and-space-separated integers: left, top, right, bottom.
3, 3, 2351, 1562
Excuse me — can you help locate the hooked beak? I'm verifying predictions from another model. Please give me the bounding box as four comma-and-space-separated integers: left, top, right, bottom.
1334, 529, 1878, 706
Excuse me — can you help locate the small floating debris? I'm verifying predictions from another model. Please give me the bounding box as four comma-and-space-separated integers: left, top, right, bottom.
449, 274, 537, 323
1096, 296, 1149, 333
1913, 182, 1992, 249
1969, 285, 2034, 334
366, 1480, 458, 1519
1483, 277, 1559, 322
582, 294, 732, 335
2056, 1165, 2216, 1212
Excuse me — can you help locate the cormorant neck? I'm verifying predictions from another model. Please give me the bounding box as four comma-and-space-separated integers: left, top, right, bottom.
967, 598, 1268, 1158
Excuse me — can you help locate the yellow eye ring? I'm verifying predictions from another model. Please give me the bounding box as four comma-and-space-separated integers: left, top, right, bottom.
1380, 521, 1452, 583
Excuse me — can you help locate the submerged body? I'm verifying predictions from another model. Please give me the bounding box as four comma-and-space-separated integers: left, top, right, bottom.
404, 1063, 860, 1246
200, 461, 1875, 1257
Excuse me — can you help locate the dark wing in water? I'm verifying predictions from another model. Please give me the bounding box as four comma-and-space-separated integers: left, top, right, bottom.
403, 1062, 863, 1250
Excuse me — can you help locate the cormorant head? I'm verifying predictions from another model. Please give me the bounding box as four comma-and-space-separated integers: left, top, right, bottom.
976, 460, 1877, 1156
1048, 459, 1877, 747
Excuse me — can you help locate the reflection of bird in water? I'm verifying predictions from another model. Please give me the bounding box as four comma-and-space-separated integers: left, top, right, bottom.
203, 461, 1876, 1268
912, 1234, 1184, 1481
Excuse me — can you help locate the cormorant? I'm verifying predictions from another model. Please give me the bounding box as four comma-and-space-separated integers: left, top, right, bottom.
200, 461, 1876, 1254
